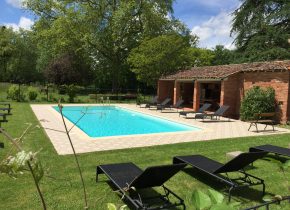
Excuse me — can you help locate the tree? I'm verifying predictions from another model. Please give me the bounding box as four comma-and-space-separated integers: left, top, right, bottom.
0, 26, 38, 83
0, 26, 15, 81
212, 45, 234, 65
26, 0, 189, 91
8, 29, 38, 83
128, 33, 197, 87
45, 53, 92, 85
29, 7, 93, 85
187, 47, 214, 67
231, 0, 290, 62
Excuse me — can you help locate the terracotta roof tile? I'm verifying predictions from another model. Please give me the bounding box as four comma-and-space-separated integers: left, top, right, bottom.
161, 60, 290, 80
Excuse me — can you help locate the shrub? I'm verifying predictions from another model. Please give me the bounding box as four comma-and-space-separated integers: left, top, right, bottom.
58, 85, 66, 94
136, 93, 145, 104
65, 84, 80, 103
7, 85, 25, 101
240, 86, 276, 121
27, 86, 38, 101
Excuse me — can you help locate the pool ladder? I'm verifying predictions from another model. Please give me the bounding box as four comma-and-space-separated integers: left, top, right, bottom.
99, 97, 110, 105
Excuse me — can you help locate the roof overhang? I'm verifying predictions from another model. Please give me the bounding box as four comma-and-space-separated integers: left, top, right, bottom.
159, 78, 175, 81
196, 78, 225, 82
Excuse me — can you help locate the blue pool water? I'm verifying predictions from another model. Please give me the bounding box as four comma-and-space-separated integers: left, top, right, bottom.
53, 106, 200, 137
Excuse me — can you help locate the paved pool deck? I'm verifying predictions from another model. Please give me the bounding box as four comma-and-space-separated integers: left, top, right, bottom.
31, 104, 290, 155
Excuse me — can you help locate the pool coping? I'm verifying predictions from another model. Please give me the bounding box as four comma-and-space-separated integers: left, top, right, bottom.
31, 104, 290, 155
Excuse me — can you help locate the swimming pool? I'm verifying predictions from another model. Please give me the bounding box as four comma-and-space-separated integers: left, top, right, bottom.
53, 106, 200, 137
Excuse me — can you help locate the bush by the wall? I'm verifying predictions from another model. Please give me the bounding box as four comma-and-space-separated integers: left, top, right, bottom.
7, 84, 25, 101
27, 86, 38, 101
240, 86, 276, 121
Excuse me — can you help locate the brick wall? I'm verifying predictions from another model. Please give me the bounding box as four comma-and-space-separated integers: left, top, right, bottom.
243, 71, 290, 123
221, 73, 242, 118
157, 80, 175, 102
159, 71, 290, 123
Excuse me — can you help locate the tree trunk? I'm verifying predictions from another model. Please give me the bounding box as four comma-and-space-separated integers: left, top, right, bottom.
111, 60, 121, 93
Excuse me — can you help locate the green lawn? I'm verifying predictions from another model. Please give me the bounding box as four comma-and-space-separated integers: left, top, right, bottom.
0, 103, 289, 210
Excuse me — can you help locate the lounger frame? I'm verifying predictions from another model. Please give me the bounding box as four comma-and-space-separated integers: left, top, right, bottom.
96, 163, 185, 210
179, 103, 211, 118
249, 144, 290, 157
173, 153, 266, 201
195, 105, 229, 121
0, 113, 7, 127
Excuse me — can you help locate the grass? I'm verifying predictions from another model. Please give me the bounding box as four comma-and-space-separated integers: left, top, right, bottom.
0, 103, 289, 210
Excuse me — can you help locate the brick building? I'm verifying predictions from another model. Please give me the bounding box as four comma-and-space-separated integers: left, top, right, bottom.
158, 60, 290, 123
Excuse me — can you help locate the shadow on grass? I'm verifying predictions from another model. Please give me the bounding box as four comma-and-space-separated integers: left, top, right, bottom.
182, 167, 270, 203
99, 180, 182, 209
262, 154, 289, 163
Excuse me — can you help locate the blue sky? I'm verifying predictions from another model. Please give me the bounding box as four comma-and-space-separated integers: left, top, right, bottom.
0, 0, 240, 49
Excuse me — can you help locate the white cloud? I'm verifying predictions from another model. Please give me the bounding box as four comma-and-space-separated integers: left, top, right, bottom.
5, 17, 34, 31
191, 11, 236, 50
6, 0, 24, 9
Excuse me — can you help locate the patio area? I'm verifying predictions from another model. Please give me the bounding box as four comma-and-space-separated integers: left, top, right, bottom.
31, 104, 290, 155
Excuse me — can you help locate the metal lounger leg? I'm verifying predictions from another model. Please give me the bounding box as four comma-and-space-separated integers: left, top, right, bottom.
248, 123, 253, 131
228, 186, 234, 202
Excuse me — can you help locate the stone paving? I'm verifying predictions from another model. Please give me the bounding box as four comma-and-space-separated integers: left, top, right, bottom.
30, 104, 290, 155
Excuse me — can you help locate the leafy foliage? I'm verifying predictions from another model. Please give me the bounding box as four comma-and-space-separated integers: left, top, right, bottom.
232, 0, 290, 62
240, 86, 276, 121
7, 84, 25, 101
208, 189, 224, 204
187, 47, 215, 67
0, 151, 32, 177
27, 86, 39, 101
0, 27, 38, 83
0, 150, 43, 184
26, 0, 188, 91
45, 53, 92, 86
64, 84, 81, 103
212, 45, 234, 65
190, 189, 239, 210
128, 34, 197, 86
191, 190, 212, 210
0, 26, 15, 81
107, 203, 127, 210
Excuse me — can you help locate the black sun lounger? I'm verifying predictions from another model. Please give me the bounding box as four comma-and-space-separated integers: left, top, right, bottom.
0, 103, 12, 114
179, 103, 211, 118
195, 105, 229, 120
154, 98, 171, 110
159, 99, 184, 112
144, 96, 158, 108
96, 162, 186, 209
0, 107, 12, 114
249, 144, 290, 158
173, 152, 267, 201
0, 113, 7, 127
